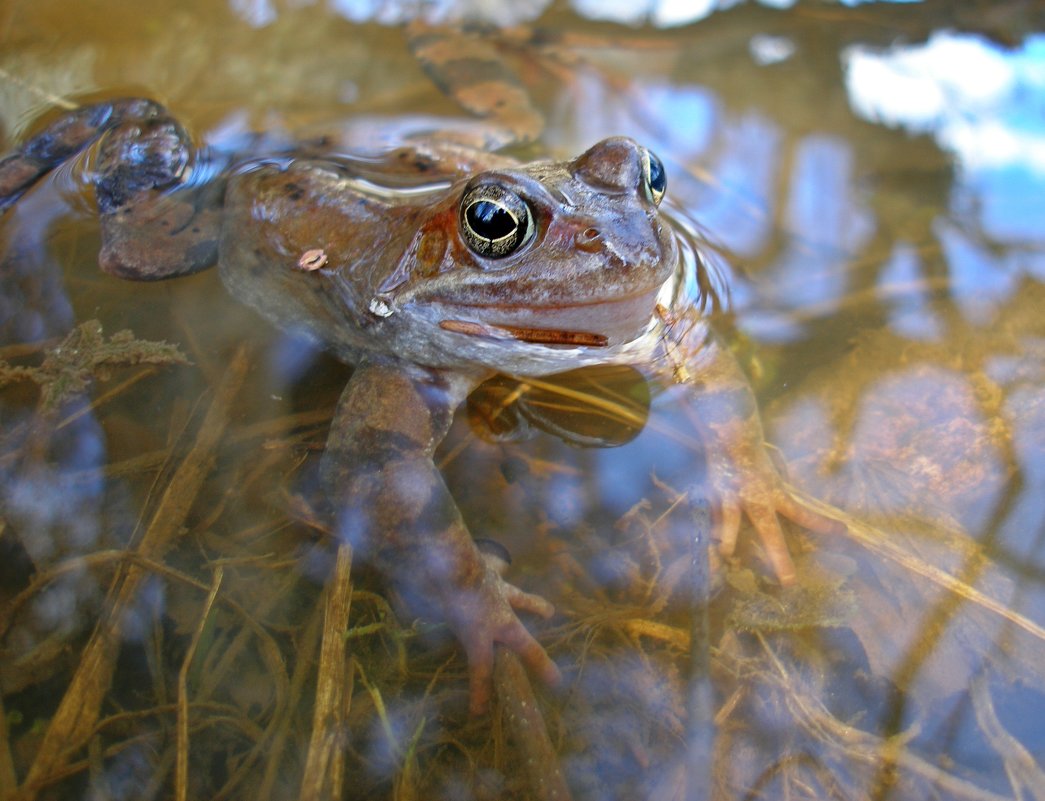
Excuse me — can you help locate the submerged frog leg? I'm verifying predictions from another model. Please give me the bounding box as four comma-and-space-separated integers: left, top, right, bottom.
321, 360, 559, 713
666, 318, 845, 584
0, 98, 220, 281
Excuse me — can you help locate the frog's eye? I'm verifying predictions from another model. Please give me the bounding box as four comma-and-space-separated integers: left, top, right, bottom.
642, 149, 667, 206
460, 185, 534, 259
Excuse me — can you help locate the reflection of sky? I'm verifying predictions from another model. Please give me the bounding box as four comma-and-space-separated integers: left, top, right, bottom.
846, 33, 1045, 171
686, 114, 778, 258
936, 219, 1025, 325
846, 31, 1045, 327
846, 32, 1045, 246
879, 243, 940, 340
736, 134, 874, 341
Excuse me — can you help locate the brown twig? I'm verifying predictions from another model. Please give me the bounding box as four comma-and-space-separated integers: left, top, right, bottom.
0, 694, 16, 801
257, 587, 326, 801
299, 542, 354, 801
494, 648, 573, 801
176, 566, 224, 801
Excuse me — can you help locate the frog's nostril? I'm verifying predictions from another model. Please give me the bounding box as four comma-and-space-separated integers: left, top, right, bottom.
575, 226, 602, 252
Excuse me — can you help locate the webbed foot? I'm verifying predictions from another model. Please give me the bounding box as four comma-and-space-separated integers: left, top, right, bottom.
708, 439, 845, 584
447, 545, 559, 715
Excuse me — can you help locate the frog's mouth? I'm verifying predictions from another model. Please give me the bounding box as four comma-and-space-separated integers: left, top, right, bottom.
430, 282, 671, 349
438, 318, 609, 347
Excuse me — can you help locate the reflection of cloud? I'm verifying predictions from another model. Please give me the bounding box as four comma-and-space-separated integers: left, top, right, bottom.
846, 33, 1045, 247
749, 34, 796, 65
328, 0, 551, 25
229, 0, 276, 27
846, 34, 1014, 129
230, 0, 554, 25
844, 32, 1045, 174
571, 0, 718, 27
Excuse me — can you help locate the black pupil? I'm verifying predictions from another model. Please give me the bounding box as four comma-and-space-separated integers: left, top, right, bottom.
467, 200, 516, 241
647, 153, 666, 195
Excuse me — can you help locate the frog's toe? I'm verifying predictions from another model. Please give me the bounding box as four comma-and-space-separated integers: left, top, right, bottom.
453, 559, 560, 714
462, 612, 560, 715
505, 624, 562, 692
745, 502, 797, 586
504, 584, 555, 619
477, 538, 556, 617
717, 497, 743, 557
100, 195, 220, 280
464, 636, 495, 716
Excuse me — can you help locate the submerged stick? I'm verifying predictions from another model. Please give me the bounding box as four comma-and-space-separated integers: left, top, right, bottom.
299, 542, 354, 801
175, 567, 224, 801
0, 694, 16, 801
13, 345, 250, 801
494, 648, 573, 801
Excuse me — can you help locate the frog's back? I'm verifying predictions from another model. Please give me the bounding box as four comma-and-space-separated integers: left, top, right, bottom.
219, 158, 430, 365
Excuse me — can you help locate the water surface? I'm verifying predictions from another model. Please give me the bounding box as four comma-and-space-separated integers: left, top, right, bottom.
1, 1, 1043, 799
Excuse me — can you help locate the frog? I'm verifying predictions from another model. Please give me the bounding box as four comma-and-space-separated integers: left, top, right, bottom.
0, 95, 842, 714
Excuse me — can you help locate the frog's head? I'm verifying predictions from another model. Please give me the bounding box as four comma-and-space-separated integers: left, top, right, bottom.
374, 137, 680, 364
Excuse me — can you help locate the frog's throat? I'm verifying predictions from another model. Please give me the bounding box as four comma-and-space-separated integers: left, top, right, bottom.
438, 319, 608, 347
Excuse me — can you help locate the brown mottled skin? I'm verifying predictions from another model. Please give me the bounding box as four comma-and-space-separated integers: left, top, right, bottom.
0, 98, 840, 713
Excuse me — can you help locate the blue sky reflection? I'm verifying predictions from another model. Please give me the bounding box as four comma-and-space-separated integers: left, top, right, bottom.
848, 37, 1044, 237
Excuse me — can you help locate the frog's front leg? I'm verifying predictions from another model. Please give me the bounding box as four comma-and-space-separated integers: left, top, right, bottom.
0, 98, 220, 280
672, 323, 844, 584
321, 359, 560, 713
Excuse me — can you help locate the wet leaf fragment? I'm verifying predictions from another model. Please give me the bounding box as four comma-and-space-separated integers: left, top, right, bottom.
0, 319, 188, 411
727, 556, 858, 632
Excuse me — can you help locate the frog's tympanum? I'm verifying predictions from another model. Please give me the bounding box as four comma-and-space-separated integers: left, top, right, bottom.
0, 98, 841, 712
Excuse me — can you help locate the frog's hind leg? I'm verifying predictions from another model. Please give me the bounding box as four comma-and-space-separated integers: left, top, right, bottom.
0, 98, 221, 281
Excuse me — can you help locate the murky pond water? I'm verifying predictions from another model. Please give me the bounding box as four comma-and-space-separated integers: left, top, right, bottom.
1, 1, 1044, 799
